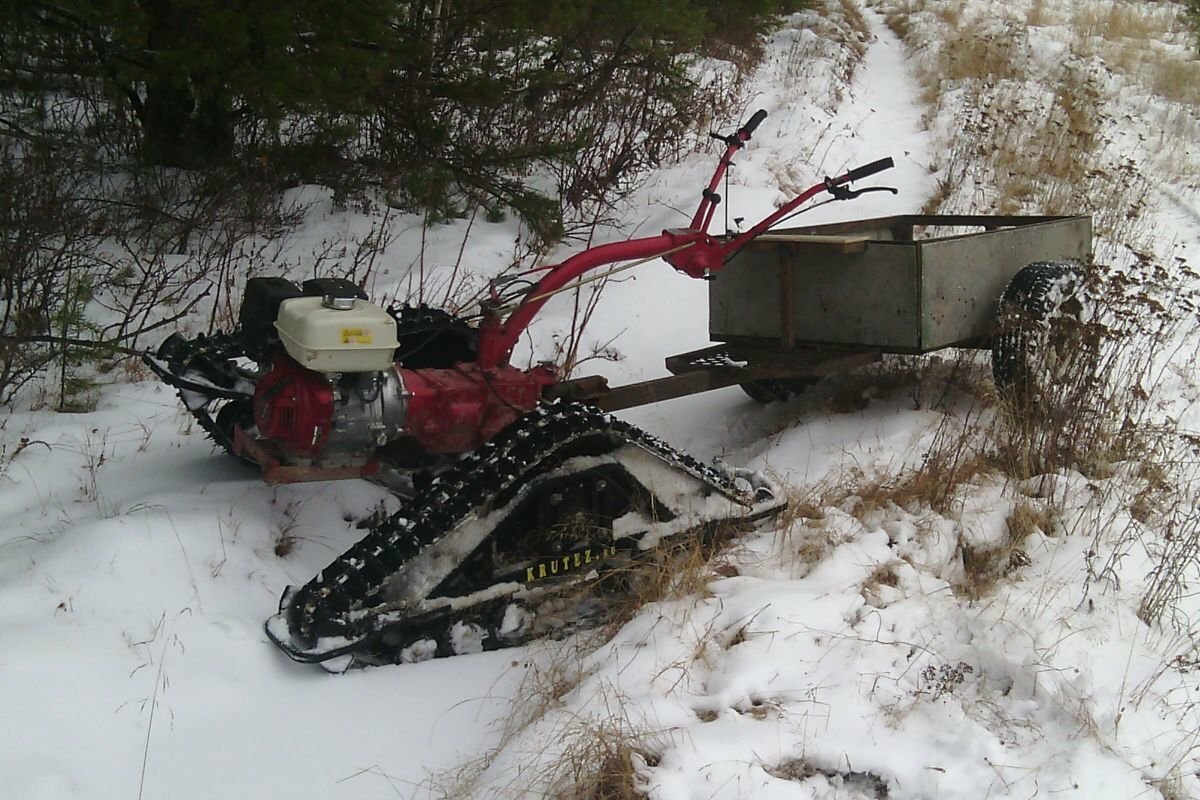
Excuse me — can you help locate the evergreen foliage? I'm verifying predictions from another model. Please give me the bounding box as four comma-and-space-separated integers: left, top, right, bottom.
0, 0, 393, 167
1185, 0, 1200, 46
0, 0, 804, 403
0, 0, 804, 236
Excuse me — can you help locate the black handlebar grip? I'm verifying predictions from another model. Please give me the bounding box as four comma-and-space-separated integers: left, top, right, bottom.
741, 109, 768, 137
845, 157, 895, 182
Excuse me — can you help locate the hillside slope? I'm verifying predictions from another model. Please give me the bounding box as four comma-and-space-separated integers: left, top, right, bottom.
2, 1, 1199, 799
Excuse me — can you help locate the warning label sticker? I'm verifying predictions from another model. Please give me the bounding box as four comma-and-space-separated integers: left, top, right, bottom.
341, 328, 372, 344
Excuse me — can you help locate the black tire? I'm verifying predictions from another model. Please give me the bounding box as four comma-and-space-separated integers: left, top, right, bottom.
992, 261, 1089, 401
739, 377, 818, 404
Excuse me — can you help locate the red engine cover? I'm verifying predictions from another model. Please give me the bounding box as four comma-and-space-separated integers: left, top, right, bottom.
252, 352, 555, 462
253, 354, 334, 459
401, 363, 556, 454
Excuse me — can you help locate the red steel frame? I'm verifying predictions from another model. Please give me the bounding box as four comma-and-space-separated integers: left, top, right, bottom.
475, 110, 892, 370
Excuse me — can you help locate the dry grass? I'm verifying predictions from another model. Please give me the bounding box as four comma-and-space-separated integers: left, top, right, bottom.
766, 758, 890, 797
1129, 459, 1171, 523
766, 487, 844, 572
958, 500, 1053, 598
834, 446, 994, 523
780, 256, 1185, 602
436, 683, 657, 800
992, 325, 1110, 480
547, 720, 654, 800
865, 562, 901, 591
992, 258, 1191, 483
825, 396, 996, 522
836, 0, 873, 61
822, 352, 994, 417
788, 515, 840, 569
938, 17, 1024, 84
272, 499, 303, 558
771, 0, 875, 119
1151, 57, 1200, 106
877, 0, 1200, 541
1071, 0, 1187, 43
783, 287, 1175, 602
862, 562, 904, 607
436, 518, 757, 800
1025, 0, 1056, 27
880, 0, 1190, 236
590, 517, 757, 638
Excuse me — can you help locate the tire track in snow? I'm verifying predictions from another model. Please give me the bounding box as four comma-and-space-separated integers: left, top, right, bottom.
618, 3, 938, 471
800, 4, 935, 221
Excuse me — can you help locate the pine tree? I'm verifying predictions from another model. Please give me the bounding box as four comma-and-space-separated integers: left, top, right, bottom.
2, 0, 393, 167
0, 0, 806, 226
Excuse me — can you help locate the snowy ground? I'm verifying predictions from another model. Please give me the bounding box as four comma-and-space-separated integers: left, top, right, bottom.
4, 1, 1200, 798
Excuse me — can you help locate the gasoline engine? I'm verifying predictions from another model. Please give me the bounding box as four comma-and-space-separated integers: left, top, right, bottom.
230, 277, 554, 481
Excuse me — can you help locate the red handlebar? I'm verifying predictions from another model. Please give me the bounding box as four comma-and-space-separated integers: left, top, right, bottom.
475, 113, 895, 370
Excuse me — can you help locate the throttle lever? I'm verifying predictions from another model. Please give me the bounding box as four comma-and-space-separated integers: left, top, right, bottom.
825, 183, 899, 201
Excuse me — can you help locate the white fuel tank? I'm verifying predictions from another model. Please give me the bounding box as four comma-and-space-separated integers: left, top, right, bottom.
275, 296, 399, 373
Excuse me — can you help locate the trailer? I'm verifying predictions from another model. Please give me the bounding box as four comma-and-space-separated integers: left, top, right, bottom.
558, 214, 1092, 410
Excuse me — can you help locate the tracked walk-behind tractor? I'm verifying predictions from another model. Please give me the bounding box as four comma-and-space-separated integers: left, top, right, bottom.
147, 110, 1090, 669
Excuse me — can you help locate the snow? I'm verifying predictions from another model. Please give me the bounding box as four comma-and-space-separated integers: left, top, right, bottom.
4, 1, 1200, 798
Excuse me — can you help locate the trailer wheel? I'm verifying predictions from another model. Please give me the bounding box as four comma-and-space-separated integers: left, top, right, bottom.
739, 377, 818, 404
992, 261, 1089, 402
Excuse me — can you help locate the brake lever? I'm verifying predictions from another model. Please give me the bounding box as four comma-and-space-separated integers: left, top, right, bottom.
709, 130, 738, 146
825, 182, 899, 201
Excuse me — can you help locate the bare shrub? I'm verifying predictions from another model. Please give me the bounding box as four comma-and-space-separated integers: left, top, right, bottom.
0, 139, 312, 407
0, 148, 99, 404
993, 257, 1190, 482
365, 14, 751, 249
1139, 483, 1200, 626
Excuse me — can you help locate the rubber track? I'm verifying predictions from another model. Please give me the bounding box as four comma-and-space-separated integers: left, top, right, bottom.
289, 402, 754, 647
152, 331, 253, 456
